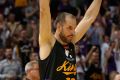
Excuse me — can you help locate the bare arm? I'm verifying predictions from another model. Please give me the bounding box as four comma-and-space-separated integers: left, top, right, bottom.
39, 0, 55, 60
25, 8, 38, 18
72, 0, 102, 43
86, 46, 96, 64
39, 0, 52, 42
104, 47, 112, 72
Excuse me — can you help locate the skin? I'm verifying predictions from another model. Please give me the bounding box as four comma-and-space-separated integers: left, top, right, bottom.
26, 63, 40, 80
56, 15, 77, 44
39, 0, 102, 60
30, 53, 38, 61
5, 48, 13, 60
114, 74, 120, 80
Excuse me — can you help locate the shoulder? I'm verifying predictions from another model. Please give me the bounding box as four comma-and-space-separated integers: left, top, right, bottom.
0, 59, 7, 67
0, 59, 7, 64
39, 37, 56, 60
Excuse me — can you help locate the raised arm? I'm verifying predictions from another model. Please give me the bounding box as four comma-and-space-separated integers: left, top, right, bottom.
73, 0, 102, 43
39, 0, 55, 60
39, 0, 53, 42
86, 46, 96, 64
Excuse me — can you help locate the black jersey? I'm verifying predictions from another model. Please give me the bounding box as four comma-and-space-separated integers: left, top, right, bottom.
40, 40, 77, 80
84, 64, 103, 80
17, 40, 32, 70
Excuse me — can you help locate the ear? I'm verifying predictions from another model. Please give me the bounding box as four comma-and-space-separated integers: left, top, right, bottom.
56, 23, 62, 31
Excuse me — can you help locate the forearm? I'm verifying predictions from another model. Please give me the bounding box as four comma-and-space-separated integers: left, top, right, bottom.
40, 9, 52, 40
83, 0, 102, 22
104, 58, 108, 71
86, 47, 95, 62
86, 51, 93, 62
73, 0, 102, 43
40, 8, 51, 32
25, 11, 36, 18
39, 0, 52, 41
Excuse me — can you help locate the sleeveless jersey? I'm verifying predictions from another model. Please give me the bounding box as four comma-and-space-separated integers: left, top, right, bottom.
40, 40, 77, 80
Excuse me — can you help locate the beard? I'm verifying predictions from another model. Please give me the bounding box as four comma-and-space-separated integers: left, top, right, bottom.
59, 31, 71, 43
6, 54, 12, 60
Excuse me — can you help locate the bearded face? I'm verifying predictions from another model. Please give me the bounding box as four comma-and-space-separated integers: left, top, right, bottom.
59, 30, 73, 43
58, 16, 76, 44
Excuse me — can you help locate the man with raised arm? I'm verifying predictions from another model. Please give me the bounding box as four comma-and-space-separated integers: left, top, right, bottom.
39, 0, 102, 80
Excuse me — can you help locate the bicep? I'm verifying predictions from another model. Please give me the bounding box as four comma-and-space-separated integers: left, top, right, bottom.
39, 35, 56, 60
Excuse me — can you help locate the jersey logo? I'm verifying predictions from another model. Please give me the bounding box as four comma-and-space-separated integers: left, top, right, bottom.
56, 60, 76, 75
65, 49, 75, 61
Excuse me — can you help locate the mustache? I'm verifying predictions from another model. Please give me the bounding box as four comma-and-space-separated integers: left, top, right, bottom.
67, 34, 74, 37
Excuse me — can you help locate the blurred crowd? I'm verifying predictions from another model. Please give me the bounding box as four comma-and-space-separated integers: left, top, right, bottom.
0, 0, 39, 80
0, 0, 120, 80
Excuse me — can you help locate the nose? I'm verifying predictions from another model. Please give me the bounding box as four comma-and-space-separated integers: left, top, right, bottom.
71, 30, 75, 35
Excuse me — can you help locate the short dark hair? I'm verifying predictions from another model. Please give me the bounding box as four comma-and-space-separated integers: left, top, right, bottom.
5, 46, 13, 50
53, 12, 76, 30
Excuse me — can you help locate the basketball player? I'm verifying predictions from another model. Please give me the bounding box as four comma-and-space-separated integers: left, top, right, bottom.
39, 0, 102, 80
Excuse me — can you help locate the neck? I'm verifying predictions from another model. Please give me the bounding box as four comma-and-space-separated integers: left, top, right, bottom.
7, 58, 13, 62
54, 33, 68, 45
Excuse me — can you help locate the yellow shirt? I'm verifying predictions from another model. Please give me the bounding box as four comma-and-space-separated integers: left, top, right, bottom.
15, 0, 28, 7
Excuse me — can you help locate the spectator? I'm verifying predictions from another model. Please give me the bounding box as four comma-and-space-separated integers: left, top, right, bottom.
29, 52, 39, 61
24, 0, 39, 22
87, 20, 104, 46
0, 13, 10, 47
26, 20, 39, 53
15, 29, 33, 71
115, 41, 120, 73
100, 0, 109, 16
101, 35, 110, 74
84, 46, 104, 80
105, 41, 117, 80
75, 44, 85, 80
25, 61, 40, 80
0, 47, 22, 80
13, 0, 28, 23
7, 12, 22, 37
